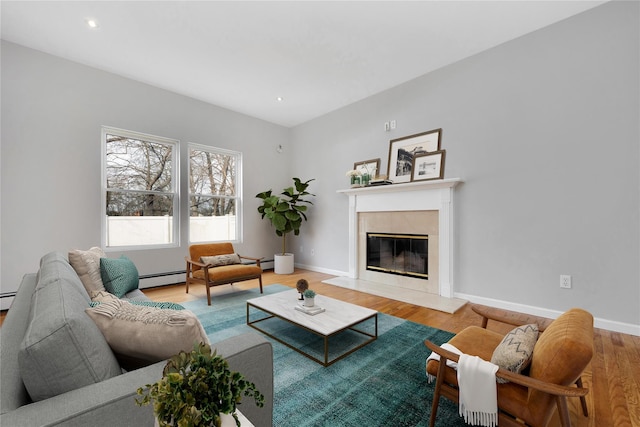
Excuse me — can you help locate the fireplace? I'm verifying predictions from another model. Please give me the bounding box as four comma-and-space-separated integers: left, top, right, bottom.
366, 233, 428, 279
338, 179, 461, 298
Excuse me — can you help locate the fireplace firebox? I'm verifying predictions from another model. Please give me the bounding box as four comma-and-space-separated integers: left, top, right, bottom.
366, 232, 428, 279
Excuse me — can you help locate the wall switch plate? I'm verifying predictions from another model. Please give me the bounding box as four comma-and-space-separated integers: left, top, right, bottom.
390, 120, 396, 129
384, 122, 390, 132
560, 275, 572, 289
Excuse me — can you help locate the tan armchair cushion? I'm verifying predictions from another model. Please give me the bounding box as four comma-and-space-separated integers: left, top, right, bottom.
193, 264, 262, 282
529, 308, 594, 386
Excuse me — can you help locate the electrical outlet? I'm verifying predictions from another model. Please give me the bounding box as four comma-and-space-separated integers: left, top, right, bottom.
560, 275, 572, 289
384, 122, 390, 132
390, 120, 396, 129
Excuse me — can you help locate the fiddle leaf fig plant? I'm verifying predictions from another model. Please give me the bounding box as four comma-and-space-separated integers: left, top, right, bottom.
136, 342, 264, 427
256, 178, 315, 255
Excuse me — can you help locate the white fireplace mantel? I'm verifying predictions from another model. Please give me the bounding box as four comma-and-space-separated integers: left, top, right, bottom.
338, 178, 462, 298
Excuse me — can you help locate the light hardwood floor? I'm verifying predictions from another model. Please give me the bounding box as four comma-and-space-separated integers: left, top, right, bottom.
143, 269, 640, 427
2, 269, 638, 426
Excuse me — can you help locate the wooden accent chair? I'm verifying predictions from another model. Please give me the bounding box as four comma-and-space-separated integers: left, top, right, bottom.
185, 243, 263, 305
425, 305, 594, 427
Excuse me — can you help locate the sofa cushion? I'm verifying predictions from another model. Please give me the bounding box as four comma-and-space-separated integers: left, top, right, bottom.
491, 324, 539, 383
19, 252, 122, 402
85, 299, 208, 367
100, 255, 139, 298
92, 290, 184, 310
200, 253, 241, 267
68, 246, 106, 297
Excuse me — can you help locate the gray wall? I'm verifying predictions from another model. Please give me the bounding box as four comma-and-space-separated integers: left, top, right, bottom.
1, 40, 290, 307
1, 1, 638, 332
291, 1, 639, 331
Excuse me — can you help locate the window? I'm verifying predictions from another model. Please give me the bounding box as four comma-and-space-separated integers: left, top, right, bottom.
102, 127, 179, 248
189, 143, 241, 243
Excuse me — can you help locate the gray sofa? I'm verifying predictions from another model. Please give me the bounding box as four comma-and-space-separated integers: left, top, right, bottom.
0, 252, 273, 427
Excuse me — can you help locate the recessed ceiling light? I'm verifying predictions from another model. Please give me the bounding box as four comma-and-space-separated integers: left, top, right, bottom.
276, 96, 283, 102
86, 19, 99, 29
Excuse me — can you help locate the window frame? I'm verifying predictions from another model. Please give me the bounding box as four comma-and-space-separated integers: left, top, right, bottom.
187, 142, 243, 244
101, 126, 180, 251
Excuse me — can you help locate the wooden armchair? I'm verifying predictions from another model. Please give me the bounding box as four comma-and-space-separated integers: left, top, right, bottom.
425, 305, 594, 427
185, 243, 263, 305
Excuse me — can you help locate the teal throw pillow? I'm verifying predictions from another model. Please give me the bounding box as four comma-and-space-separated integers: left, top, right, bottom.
100, 255, 139, 298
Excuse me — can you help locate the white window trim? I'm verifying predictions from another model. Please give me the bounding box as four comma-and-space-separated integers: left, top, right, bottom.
188, 142, 243, 244
101, 126, 180, 251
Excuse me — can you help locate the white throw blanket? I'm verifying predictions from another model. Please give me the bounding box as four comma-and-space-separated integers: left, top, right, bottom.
425, 345, 499, 427
457, 354, 499, 427
425, 343, 462, 383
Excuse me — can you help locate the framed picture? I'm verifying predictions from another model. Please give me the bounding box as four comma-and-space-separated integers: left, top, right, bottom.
411, 150, 446, 182
387, 129, 442, 183
353, 158, 380, 178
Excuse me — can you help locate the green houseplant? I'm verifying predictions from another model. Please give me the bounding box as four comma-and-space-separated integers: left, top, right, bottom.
256, 178, 314, 274
303, 289, 316, 307
136, 342, 264, 427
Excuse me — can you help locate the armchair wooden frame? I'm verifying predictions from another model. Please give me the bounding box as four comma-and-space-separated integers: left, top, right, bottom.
185, 243, 263, 306
425, 304, 591, 427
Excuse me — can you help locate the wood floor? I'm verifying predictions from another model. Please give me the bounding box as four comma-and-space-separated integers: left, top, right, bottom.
143, 269, 640, 427
2, 268, 638, 426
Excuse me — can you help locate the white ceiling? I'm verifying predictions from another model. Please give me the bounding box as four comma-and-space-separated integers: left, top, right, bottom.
1, 1, 607, 127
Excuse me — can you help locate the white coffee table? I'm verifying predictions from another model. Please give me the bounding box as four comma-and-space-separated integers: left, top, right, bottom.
246, 289, 378, 366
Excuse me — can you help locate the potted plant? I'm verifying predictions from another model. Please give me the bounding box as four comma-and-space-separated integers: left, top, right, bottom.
256, 178, 314, 274
303, 289, 316, 307
136, 342, 264, 427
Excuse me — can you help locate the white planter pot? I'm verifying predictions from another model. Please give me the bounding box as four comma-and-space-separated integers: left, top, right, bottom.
274, 253, 294, 274
303, 297, 315, 307
154, 412, 244, 427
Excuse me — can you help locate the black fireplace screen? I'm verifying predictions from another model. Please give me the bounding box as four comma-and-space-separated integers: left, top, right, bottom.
366, 232, 428, 279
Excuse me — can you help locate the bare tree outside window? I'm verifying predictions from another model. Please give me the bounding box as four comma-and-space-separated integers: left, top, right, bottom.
103, 128, 178, 247
189, 145, 240, 242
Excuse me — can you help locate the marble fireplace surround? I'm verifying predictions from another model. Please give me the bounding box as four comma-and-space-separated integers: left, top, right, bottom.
330, 178, 466, 313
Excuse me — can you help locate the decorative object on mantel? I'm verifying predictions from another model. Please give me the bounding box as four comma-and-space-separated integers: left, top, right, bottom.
136, 342, 264, 427
387, 128, 442, 183
346, 169, 363, 187
296, 278, 309, 300
412, 150, 446, 181
353, 158, 380, 187
302, 289, 316, 307
256, 178, 315, 274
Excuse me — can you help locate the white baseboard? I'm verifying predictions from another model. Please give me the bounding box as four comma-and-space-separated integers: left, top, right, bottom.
294, 263, 348, 277
139, 273, 185, 289
456, 292, 640, 337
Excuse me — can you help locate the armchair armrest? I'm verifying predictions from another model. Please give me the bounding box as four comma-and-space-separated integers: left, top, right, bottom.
238, 254, 264, 266
424, 340, 588, 398
184, 256, 209, 269
471, 304, 552, 331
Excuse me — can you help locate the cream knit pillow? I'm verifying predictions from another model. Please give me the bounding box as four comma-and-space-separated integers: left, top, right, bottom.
85, 299, 209, 364
68, 247, 106, 297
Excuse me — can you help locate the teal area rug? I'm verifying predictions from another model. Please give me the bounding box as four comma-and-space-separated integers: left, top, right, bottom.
182, 284, 466, 427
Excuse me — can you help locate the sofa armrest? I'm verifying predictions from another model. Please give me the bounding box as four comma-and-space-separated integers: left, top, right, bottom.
0, 333, 273, 427
0, 361, 164, 427
213, 333, 274, 427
